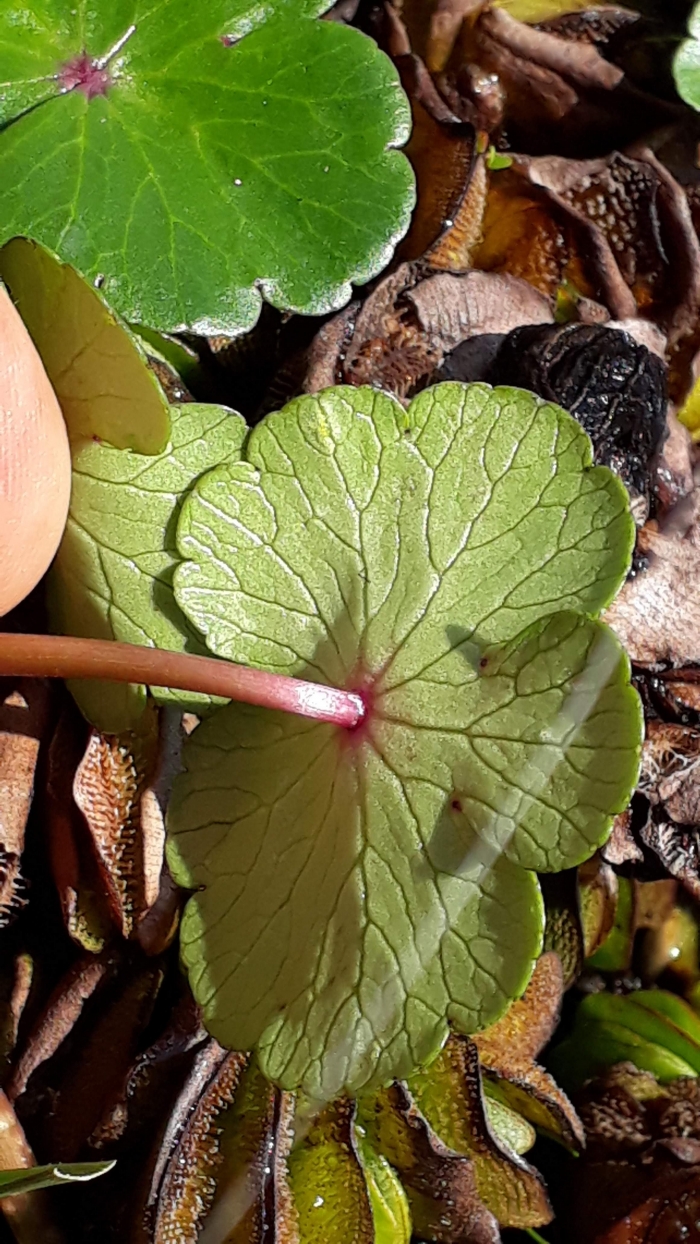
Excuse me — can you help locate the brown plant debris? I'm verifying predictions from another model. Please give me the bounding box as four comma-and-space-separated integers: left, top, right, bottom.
604, 512, 700, 669
570, 1064, 700, 1242
0, 678, 52, 925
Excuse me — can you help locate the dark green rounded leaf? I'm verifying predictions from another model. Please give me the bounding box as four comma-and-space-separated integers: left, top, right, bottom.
0, 4, 414, 332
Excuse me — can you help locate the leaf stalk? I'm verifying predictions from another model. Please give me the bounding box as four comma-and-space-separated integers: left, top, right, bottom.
0, 635, 364, 728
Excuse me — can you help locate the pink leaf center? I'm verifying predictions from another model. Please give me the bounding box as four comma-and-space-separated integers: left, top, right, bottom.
59, 52, 111, 101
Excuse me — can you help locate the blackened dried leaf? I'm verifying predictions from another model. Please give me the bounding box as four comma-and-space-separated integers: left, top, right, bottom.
487, 322, 667, 505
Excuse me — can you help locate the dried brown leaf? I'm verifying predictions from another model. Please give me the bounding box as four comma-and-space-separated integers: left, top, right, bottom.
578, 856, 618, 960
408, 270, 553, 346
427, 0, 485, 73
444, 5, 673, 152
47, 704, 183, 952
73, 713, 159, 939
46, 705, 114, 953
0, 1087, 65, 1244
472, 162, 635, 314
538, 5, 641, 43
654, 413, 695, 518
139, 1046, 299, 1244
141, 1044, 251, 1243
571, 1067, 700, 1242
0, 678, 52, 925
409, 1036, 554, 1228
475, 953, 563, 1065
528, 149, 700, 343
360, 1080, 501, 1243
602, 810, 644, 866
7, 955, 110, 1104
604, 519, 700, 668
473, 953, 585, 1152
479, 7, 623, 91
88, 989, 206, 1152
339, 263, 440, 397
641, 820, 700, 905
395, 53, 486, 267
304, 262, 554, 402
9, 953, 163, 1161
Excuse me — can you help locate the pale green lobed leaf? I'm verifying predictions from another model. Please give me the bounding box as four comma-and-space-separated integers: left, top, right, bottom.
168, 382, 642, 1097
0, 238, 170, 453
50, 401, 247, 732
170, 702, 544, 1100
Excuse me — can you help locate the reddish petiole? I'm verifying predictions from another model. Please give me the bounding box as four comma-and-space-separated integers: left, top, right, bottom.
0, 634, 364, 729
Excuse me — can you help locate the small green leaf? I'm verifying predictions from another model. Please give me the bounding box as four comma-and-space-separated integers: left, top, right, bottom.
484, 1095, 536, 1156
485, 147, 513, 171
495, 0, 599, 19
0, 4, 414, 333
286, 1099, 375, 1242
407, 1038, 551, 1228
0, 239, 170, 453
0, 1161, 115, 1198
357, 1082, 499, 1242
674, 2, 700, 110
131, 326, 204, 391
50, 401, 247, 732
551, 990, 700, 1089
586, 875, 634, 972
355, 1132, 412, 1244
167, 382, 642, 1098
